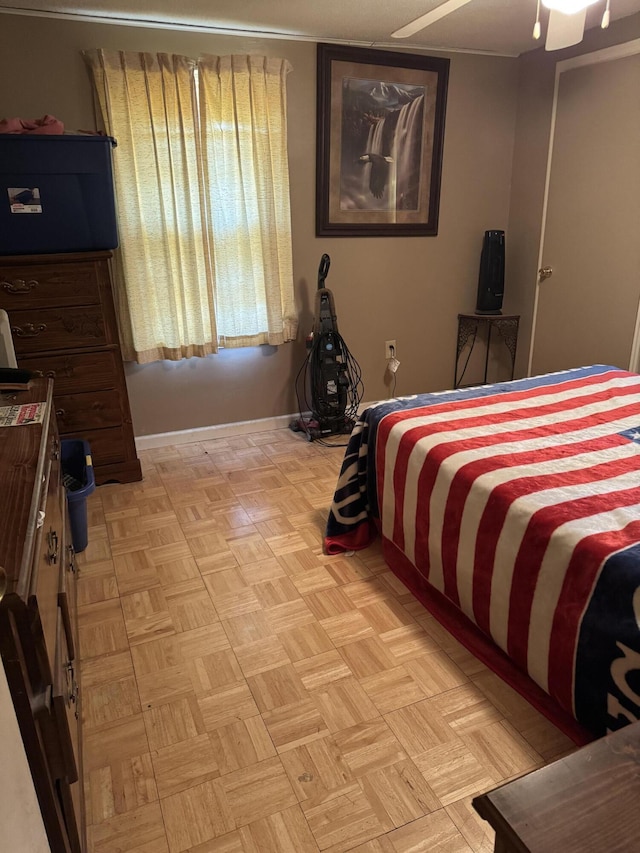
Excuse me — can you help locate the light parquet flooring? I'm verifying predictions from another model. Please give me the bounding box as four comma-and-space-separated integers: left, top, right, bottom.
77, 429, 576, 853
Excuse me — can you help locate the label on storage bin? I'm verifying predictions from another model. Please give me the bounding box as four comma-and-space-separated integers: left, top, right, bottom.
8, 187, 42, 213
0, 402, 46, 426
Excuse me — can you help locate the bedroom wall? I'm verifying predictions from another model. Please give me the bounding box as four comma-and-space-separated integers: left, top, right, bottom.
508, 13, 640, 376
0, 13, 519, 436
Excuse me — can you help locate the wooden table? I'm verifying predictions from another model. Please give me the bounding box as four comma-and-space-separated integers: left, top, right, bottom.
472, 722, 640, 852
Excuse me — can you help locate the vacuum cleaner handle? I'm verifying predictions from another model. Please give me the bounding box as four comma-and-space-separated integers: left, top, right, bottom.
318, 254, 331, 289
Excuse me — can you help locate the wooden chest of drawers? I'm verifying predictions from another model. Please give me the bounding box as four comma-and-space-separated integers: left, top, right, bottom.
0, 251, 141, 485
0, 379, 85, 852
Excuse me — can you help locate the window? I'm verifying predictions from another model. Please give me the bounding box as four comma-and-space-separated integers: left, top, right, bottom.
84, 50, 297, 363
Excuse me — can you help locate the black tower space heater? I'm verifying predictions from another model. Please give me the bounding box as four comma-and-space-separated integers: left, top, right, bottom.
475, 230, 505, 315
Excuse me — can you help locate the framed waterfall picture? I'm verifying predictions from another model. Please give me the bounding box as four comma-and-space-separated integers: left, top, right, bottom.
316, 43, 450, 237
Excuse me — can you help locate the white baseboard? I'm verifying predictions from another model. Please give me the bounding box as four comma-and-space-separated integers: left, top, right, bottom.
134, 400, 383, 452
135, 411, 303, 451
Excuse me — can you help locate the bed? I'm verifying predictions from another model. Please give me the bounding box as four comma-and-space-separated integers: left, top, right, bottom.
325, 364, 640, 738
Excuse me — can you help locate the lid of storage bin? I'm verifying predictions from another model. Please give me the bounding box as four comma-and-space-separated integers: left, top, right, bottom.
0, 134, 117, 147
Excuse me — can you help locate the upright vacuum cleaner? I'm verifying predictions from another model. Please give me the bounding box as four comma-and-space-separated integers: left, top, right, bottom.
290, 254, 363, 441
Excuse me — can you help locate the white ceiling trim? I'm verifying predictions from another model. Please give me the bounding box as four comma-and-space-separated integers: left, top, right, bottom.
0, 6, 520, 57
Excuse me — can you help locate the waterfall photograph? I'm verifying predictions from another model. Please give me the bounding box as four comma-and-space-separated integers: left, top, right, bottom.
339, 78, 425, 213
316, 44, 449, 237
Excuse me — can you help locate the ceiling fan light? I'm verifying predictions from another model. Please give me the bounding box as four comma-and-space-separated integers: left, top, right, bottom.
601, 0, 611, 27
542, 0, 598, 12
545, 6, 587, 49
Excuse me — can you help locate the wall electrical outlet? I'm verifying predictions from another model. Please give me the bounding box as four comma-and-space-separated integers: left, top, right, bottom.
385, 340, 397, 359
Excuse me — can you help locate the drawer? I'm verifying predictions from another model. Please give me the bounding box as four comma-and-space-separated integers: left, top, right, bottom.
33, 612, 83, 853
28, 452, 63, 687
58, 496, 77, 662
0, 261, 101, 309
52, 611, 80, 784
62, 425, 128, 467
58, 777, 83, 853
9, 305, 108, 353
52, 607, 84, 853
19, 350, 119, 395
54, 389, 122, 432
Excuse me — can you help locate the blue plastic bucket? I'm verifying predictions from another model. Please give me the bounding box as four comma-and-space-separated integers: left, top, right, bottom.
61, 439, 96, 553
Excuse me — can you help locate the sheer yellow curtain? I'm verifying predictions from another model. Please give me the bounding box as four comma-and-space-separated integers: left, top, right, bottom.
84, 50, 217, 362
198, 55, 297, 347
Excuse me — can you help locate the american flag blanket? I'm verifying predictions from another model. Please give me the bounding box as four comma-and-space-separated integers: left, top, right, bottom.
325, 365, 640, 736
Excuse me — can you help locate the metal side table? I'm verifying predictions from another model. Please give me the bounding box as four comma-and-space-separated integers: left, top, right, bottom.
455, 313, 519, 389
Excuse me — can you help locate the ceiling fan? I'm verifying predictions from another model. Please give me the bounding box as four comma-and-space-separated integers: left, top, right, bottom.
391, 0, 612, 51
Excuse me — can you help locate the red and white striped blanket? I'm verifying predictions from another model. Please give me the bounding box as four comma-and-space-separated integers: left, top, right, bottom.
326, 365, 640, 736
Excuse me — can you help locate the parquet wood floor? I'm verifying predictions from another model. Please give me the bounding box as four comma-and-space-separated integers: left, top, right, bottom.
77, 429, 575, 853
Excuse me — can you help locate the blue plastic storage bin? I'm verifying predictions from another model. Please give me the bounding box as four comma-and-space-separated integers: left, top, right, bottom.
61, 439, 96, 553
0, 134, 119, 255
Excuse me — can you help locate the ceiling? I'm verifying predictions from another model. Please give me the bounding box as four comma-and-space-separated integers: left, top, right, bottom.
1, 0, 640, 56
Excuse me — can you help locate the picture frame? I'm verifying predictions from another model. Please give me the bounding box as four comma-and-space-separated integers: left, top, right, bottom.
316, 43, 450, 238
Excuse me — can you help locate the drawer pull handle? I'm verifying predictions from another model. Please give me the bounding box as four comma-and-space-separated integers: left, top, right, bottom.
55, 408, 66, 422
12, 322, 47, 337
47, 529, 59, 564
65, 661, 79, 716
1, 278, 37, 294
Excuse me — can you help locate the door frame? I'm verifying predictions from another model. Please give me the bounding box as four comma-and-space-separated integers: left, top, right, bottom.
527, 37, 640, 376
